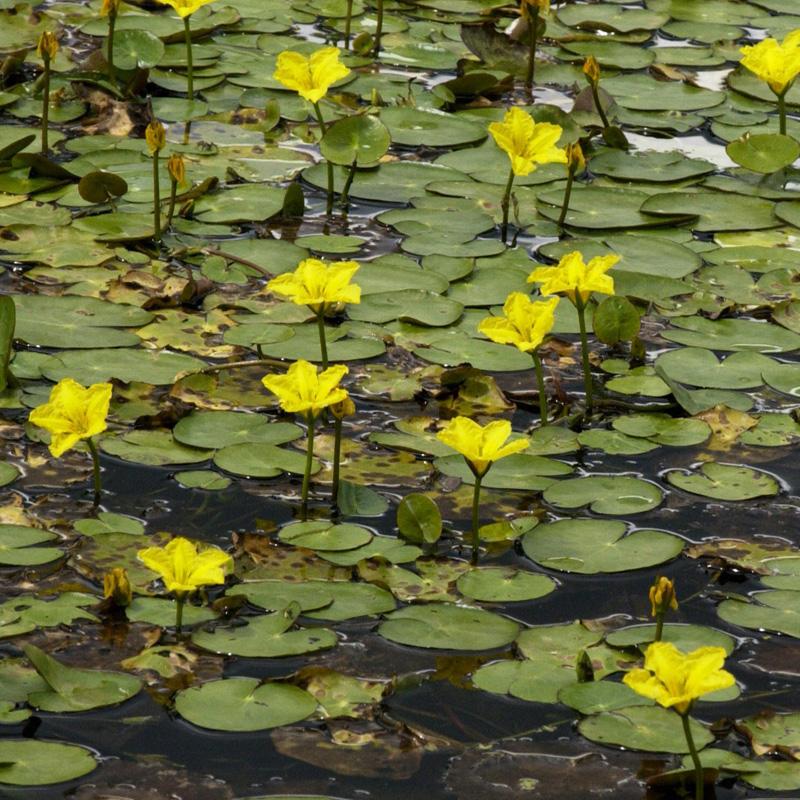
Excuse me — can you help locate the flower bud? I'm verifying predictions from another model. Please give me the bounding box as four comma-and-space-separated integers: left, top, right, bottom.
566, 142, 585, 174
649, 576, 678, 618
167, 153, 186, 185
330, 396, 356, 420
583, 55, 600, 85
145, 120, 166, 154
37, 31, 59, 62
103, 567, 132, 608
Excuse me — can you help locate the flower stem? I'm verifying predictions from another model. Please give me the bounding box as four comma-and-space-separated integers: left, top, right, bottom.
500, 167, 515, 244
175, 593, 185, 635
532, 350, 548, 426
332, 415, 343, 509
87, 437, 102, 505
344, 0, 353, 49
313, 102, 334, 216
316, 309, 329, 368
301, 414, 316, 521
340, 158, 357, 210
166, 178, 178, 229
152, 149, 161, 243
778, 91, 787, 136
470, 472, 483, 565
654, 612, 664, 642
557, 165, 575, 229
681, 712, 704, 800
591, 82, 610, 129
40, 57, 50, 154
373, 0, 384, 56
576, 297, 593, 414
107, 10, 117, 81
524, 8, 539, 92
183, 16, 194, 101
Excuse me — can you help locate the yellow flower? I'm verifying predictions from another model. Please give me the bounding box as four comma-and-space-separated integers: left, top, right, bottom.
145, 120, 166, 154
167, 153, 186, 185
566, 142, 586, 173
528, 251, 618, 305
103, 567, 132, 607
740, 31, 800, 96
479, 293, 558, 353
100, 0, 121, 16
138, 536, 232, 595
330, 395, 356, 420
36, 31, 59, 61
29, 378, 112, 458
155, 0, 216, 18
623, 641, 735, 715
273, 47, 351, 104
268, 258, 361, 314
437, 417, 529, 477
488, 107, 566, 177
649, 576, 678, 618
262, 360, 349, 418
583, 55, 601, 85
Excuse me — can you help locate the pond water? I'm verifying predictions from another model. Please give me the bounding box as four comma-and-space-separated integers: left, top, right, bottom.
2, 0, 800, 798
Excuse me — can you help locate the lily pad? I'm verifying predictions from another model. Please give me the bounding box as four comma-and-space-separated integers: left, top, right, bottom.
0, 524, 61, 567
666, 462, 780, 501
543, 476, 663, 515
0, 740, 97, 785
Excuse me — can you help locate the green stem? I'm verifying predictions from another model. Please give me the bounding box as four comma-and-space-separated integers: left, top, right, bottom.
532, 350, 548, 426
681, 712, 704, 800
557, 166, 575, 229
107, 10, 116, 80
166, 178, 178, 228
313, 102, 334, 216
500, 167, 515, 244
301, 414, 316, 521
470, 472, 483, 565
332, 416, 342, 509
576, 297, 593, 414
183, 16, 194, 101
152, 150, 161, 243
373, 0, 384, 57
175, 593, 185, 635
591, 82, 611, 129
87, 437, 102, 505
524, 8, 538, 92
778, 91, 787, 136
316, 309, 329, 368
340, 159, 357, 210
654, 612, 664, 643
344, 0, 353, 49
41, 58, 50, 154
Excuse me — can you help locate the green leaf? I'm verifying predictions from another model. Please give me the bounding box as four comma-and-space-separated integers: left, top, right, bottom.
321, 114, 391, 166
0, 740, 97, 785
0, 296, 14, 393
666, 461, 780, 501
0, 524, 61, 567
592, 296, 640, 345
543, 476, 663, 514
727, 133, 800, 174
397, 493, 442, 544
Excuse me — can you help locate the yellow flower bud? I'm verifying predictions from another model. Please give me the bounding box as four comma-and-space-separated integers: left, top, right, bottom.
37, 31, 59, 62
649, 576, 678, 618
566, 142, 586, 174
145, 120, 166, 154
167, 153, 186, 185
330, 396, 356, 420
100, 0, 122, 16
103, 567, 132, 608
583, 55, 600, 85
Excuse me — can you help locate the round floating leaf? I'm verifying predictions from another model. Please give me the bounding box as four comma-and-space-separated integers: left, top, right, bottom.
522, 519, 683, 574
227, 580, 334, 613
112, 29, 165, 69
605, 623, 736, 655
213, 443, 315, 478
577, 429, 658, 456
100, 431, 211, 466
0, 463, 19, 488
0, 524, 61, 567
174, 470, 232, 490
640, 191, 777, 232
718, 590, 800, 638
579, 705, 714, 753
380, 107, 486, 148
612, 414, 711, 447
77, 170, 128, 204
174, 677, 318, 732
727, 133, 800, 174
379, 603, 520, 650
192, 606, 337, 658
662, 316, 800, 352
0, 740, 97, 785
126, 597, 215, 627
320, 114, 391, 166
456, 567, 556, 602
593, 296, 640, 345
666, 462, 779, 501
558, 681, 653, 715
278, 521, 372, 552
193, 184, 285, 224
588, 149, 715, 183
397, 493, 442, 544
543, 476, 663, 514
305, 582, 396, 621
414, 335, 533, 372
435, 453, 571, 490
174, 411, 300, 449
655, 348, 774, 390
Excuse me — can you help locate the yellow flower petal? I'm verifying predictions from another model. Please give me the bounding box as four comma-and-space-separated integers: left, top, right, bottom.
268, 258, 361, 312
261, 360, 349, 417
489, 107, 567, 177
138, 536, 232, 594
479, 293, 558, 353
436, 416, 529, 476
273, 47, 350, 104
156, 0, 217, 18
740, 31, 800, 95
528, 250, 618, 305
